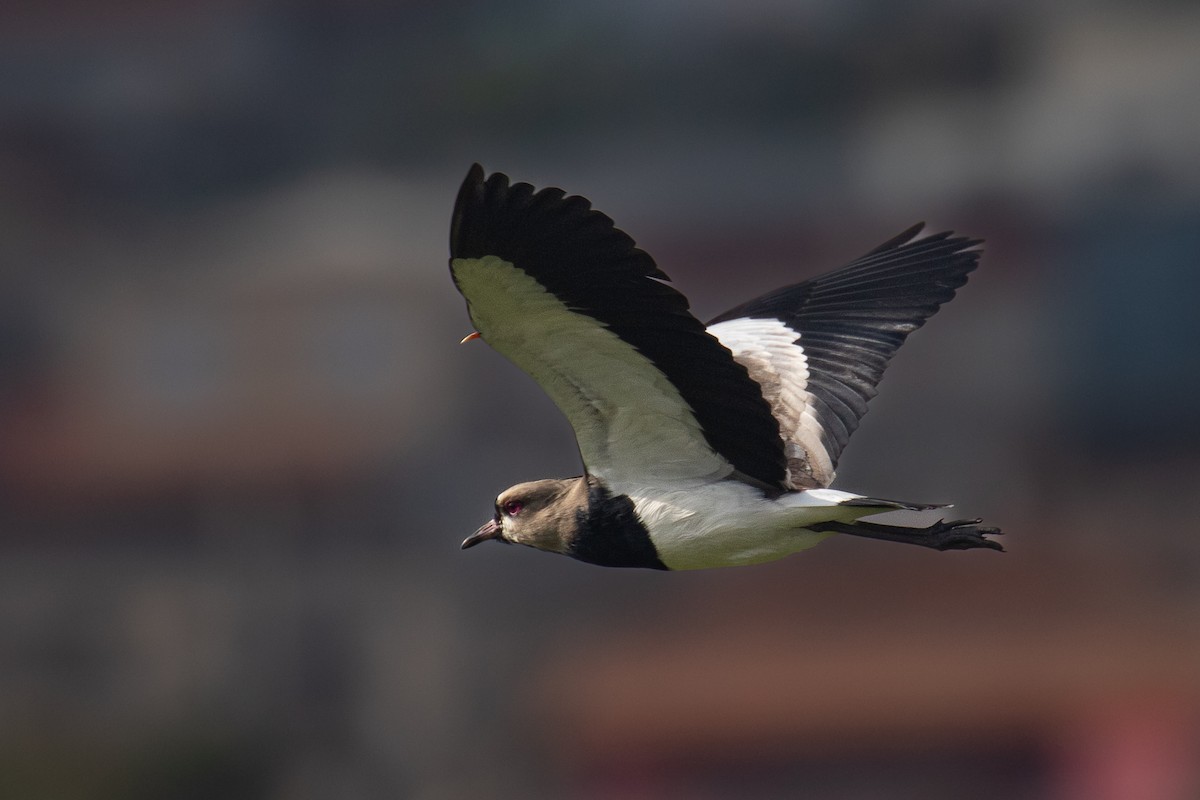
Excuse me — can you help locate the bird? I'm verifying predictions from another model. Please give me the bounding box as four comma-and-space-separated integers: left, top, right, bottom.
449, 164, 1001, 570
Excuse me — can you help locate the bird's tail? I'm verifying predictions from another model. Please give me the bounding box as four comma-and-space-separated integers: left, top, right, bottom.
775, 488, 947, 518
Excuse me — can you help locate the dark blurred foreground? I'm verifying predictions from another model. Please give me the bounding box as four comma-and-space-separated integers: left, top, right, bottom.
2, 3, 1200, 798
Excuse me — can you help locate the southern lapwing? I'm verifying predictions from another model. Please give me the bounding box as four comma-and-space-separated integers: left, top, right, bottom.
450, 164, 1001, 570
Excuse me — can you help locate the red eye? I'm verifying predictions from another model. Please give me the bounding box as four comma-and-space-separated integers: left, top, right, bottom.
502, 500, 524, 516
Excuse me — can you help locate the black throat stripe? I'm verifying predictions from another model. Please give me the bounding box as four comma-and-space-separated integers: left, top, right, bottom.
569, 478, 666, 570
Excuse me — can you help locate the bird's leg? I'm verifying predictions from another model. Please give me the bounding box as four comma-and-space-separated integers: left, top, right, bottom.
811, 518, 1004, 552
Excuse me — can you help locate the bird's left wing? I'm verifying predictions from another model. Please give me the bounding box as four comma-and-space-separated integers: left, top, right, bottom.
449, 165, 786, 488
707, 224, 983, 490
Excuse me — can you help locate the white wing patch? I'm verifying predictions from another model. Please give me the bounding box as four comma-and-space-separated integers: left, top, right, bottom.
708, 317, 834, 488
453, 255, 733, 487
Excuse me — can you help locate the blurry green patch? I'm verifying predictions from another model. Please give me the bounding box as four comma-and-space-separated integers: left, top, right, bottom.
0, 728, 273, 800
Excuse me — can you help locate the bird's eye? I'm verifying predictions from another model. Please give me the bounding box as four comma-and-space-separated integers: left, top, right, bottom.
502, 500, 524, 516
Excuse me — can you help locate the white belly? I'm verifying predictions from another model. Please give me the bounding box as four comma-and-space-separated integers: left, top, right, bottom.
626, 481, 870, 570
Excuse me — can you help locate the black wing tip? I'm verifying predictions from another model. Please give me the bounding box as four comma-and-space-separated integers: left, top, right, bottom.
449, 164, 670, 282
450, 163, 489, 258
453, 164, 530, 260
870, 221, 985, 260
864, 222, 926, 256
464, 162, 486, 186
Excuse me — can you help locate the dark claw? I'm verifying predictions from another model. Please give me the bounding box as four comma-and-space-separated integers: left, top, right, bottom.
925, 518, 1005, 552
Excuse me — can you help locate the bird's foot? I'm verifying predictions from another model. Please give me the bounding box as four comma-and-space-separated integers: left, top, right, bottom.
919, 518, 1005, 552
812, 517, 1004, 552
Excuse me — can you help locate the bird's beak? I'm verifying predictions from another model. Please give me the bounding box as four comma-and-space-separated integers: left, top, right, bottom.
459, 331, 482, 344
461, 518, 503, 549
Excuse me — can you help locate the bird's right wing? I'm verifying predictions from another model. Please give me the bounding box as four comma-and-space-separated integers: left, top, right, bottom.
450, 165, 789, 489
708, 224, 983, 489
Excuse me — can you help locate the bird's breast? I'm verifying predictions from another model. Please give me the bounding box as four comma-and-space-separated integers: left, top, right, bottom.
627, 482, 837, 570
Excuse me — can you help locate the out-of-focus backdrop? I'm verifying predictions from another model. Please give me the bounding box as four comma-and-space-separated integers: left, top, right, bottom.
3, 2, 1200, 798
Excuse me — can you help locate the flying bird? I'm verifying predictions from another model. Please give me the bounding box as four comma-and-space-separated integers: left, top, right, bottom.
450, 164, 1001, 570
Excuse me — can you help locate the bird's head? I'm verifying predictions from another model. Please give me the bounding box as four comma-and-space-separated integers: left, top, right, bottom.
461, 478, 585, 556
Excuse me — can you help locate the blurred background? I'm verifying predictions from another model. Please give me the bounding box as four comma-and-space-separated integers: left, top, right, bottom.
3, 1, 1200, 798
